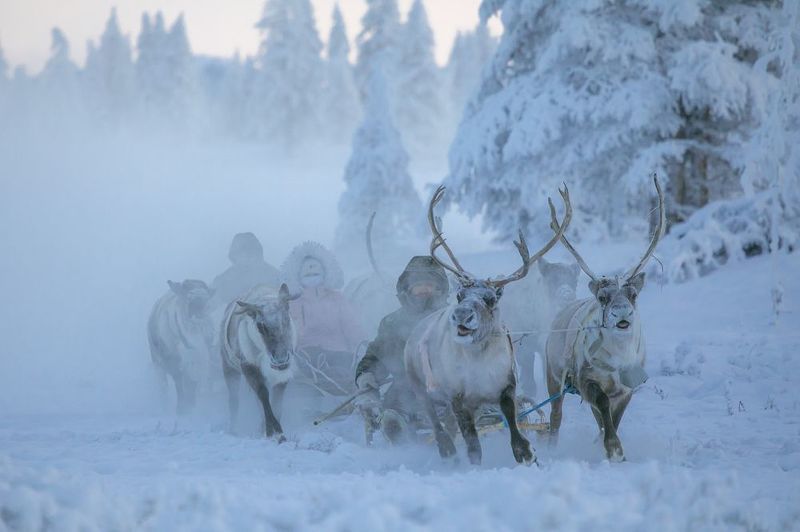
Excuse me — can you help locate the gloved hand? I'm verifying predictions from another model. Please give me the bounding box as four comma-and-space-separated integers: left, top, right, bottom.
356, 372, 379, 391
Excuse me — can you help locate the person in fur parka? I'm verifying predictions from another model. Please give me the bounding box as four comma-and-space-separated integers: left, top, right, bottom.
280, 241, 365, 396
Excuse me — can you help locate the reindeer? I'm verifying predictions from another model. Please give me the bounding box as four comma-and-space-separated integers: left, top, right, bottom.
501, 257, 580, 400
147, 279, 215, 414
545, 176, 665, 461
343, 212, 397, 337
220, 283, 298, 442
404, 185, 572, 465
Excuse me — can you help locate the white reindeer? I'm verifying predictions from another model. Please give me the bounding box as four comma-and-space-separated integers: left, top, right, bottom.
545, 176, 665, 461
147, 279, 215, 414
404, 185, 572, 465
220, 283, 299, 442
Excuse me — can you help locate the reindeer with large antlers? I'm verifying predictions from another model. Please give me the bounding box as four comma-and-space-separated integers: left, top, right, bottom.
404, 185, 572, 465
545, 176, 665, 461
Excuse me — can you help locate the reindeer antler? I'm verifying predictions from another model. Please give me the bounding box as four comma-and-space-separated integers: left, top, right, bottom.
365, 212, 386, 283
427, 185, 471, 280
626, 174, 666, 280
549, 186, 598, 282
491, 186, 573, 288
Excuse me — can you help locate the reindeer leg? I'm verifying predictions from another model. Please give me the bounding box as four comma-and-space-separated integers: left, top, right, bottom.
271, 382, 287, 422
173, 372, 189, 416
590, 406, 605, 437
500, 384, 535, 465
411, 381, 455, 459
451, 394, 481, 465
223, 364, 241, 433
585, 382, 624, 461
611, 392, 632, 431
546, 370, 563, 447
242, 363, 286, 443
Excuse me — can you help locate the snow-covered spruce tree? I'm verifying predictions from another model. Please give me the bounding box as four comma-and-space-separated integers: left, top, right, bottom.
323, 4, 360, 143
248, 0, 324, 147
136, 12, 200, 130
0, 41, 8, 131
136, 13, 169, 119
355, 0, 402, 95
167, 14, 201, 119
335, 69, 423, 265
394, 0, 445, 155
0, 41, 7, 86
446, 0, 782, 242
83, 8, 136, 127
37, 27, 83, 130
445, 22, 496, 126
658, 1, 800, 282
211, 51, 248, 138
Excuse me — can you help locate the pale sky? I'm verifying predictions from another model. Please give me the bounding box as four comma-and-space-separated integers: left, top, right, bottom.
0, 0, 499, 74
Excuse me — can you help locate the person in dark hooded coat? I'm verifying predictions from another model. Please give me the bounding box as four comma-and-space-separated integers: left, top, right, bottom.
354, 255, 450, 442
208, 233, 281, 310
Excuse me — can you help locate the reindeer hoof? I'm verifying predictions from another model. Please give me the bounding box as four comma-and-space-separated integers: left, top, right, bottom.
436, 433, 457, 459
267, 431, 286, 444
513, 440, 535, 465
468, 449, 482, 465
607, 450, 625, 462
605, 439, 625, 462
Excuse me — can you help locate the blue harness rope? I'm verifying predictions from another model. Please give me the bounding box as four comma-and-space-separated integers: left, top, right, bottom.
516, 384, 579, 422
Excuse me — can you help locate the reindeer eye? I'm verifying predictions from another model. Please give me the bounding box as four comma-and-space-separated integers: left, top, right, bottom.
598, 294, 609, 305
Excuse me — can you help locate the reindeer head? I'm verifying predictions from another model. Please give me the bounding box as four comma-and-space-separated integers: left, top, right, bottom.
550, 175, 666, 335
236, 284, 298, 370
587, 275, 646, 334
168, 279, 214, 318
537, 258, 580, 310
427, 185, 573, 345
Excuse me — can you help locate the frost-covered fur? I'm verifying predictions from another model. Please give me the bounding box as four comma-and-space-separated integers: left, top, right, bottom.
404, 280, 533, 465
280, 241, 344, 293
545, 275, 647, 461
147, 279, 214, 415
220, 284, 297, 441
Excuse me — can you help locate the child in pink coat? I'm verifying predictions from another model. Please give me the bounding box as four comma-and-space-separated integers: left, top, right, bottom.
281, 242, 364, 396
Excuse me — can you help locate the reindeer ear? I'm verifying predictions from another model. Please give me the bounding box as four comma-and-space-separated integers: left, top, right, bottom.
494, 285, 504, 300
279, 283, 299, 303
588, 279, 602, 296
236, 301, 260, 317
168, 280, 182, 295
627, 272, 646, 293
537, 258, 551, 274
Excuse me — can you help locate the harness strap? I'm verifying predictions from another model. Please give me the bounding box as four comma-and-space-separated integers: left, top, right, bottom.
516, 384, 579, 421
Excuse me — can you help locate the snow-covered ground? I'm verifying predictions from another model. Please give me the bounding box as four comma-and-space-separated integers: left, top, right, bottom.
1, 248, 798, 531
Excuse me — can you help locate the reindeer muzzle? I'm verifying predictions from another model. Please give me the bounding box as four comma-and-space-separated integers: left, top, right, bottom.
456, 325, 474, 337
270, 351, 292, 371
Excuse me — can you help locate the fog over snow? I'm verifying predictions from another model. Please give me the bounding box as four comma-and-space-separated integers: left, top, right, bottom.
0, 0, 799, 530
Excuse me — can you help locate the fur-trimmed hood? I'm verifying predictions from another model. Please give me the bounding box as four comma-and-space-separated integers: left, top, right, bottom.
280, 241, 345, 293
